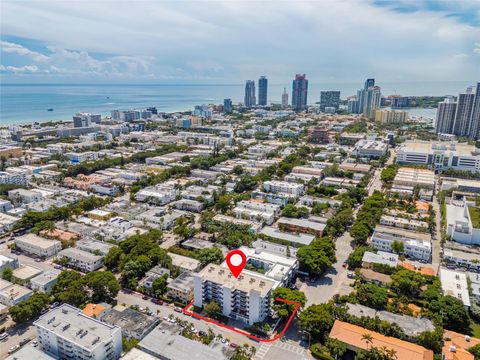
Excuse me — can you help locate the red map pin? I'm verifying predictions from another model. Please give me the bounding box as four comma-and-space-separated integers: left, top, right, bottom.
225, 249, 247, 278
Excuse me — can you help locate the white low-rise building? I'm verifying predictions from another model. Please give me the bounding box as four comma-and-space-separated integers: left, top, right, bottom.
446, 194, 480, 246
371, 225, 431, 261
15, 234, 62, 258
34, 304, 122, 360
30, 270, 60, 293
439, 268, 471, 308
379, 215, 429, 232
0, 279, 32, 306
233, 200, 281, 225
58, 248, 103, 272
352, 139, 388, 159
263, 181, 304, 198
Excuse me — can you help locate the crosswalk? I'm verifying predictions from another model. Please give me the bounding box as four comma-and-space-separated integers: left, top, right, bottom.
254, 341, 309, 360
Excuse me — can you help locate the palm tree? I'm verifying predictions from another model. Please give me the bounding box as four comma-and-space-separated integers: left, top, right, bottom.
361, 333, 374, 350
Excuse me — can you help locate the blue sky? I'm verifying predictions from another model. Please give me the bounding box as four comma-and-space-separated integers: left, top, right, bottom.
1, 0, 479, 84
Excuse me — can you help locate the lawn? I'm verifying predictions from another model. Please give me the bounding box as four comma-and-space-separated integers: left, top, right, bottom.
468, 206, 480, 229
470, 321, 480, 338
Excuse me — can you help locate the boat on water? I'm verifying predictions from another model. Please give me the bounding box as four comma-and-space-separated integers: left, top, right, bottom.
47, 108, 54, 111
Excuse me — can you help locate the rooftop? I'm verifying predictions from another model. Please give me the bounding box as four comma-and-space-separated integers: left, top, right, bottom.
329, 320, 433, 360
260, 226, 315, 246
197, 264, 276, 296
15, 233, 60, 249
34, 304, 120, 350
100, 308, 158, 336
83, 303, 107, 318
138, 322, 231, 360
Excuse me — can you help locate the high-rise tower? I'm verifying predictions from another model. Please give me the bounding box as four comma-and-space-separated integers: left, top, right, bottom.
258, 76, 268, 106
244, 80, 256, 108
292, 74, 308, 111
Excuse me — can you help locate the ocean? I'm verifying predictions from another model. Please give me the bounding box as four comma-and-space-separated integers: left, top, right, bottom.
0, 81, 473, 125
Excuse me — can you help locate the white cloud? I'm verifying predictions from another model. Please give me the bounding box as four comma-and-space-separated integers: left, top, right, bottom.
474, 42, 480, 54
0, 0, 479, 82
0, 41, 49, 62
0, 64, 39, 73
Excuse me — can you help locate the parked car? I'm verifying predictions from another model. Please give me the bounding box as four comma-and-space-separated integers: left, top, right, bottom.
174, 307, 182, 313
229, 343, 238, 348
8, 345, 20, 354
50, 302, 59, 308
199, 331, 207, 337
31, 341, 38, 347
0, 332, 8, 341
142, 295, 149, 300
19, 337, 31, 346
347, 271, 355, 279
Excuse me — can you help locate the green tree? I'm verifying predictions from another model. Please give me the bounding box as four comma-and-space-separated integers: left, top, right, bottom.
104, 246, 124, 270
51, 270, 89, 307
297, 237, 335, 276
84, 271, 120, 303
2, 267, 13, 281
298, 303, 336, 338
9, 292, 50, 323
204, 301, 221, 317
151, 274, 168, 297
390, 269, 425, 296
357, 283, 389, 310
428, 295, 470, 332
272, 287, 306, 319
416, 327, 444, 354
350, 222, 370, 245
196, 247, 224, 266
390, 241, 404, 255
347, 246, 372, 270
215, 194, 232, 214
468, 343, 480, 360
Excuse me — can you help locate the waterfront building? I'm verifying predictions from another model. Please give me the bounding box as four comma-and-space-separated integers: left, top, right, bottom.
319, 91, 340, 112
244, 80, 256, 108
292, 74, 308, 111
452, 87, 476, 137
281, 88, 288, 108
435, 97, 457, 134
258, 76, 268, 106
223, 98, 233, 114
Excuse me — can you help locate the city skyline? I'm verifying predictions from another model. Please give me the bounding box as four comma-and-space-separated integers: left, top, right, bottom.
1, 0, 479, 84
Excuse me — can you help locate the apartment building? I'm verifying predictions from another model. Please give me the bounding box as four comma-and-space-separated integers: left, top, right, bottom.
193, 264, 275, 325
443, 249, 480, 272
397, 141, 480, 172
134, 185, 178, 205
34, 304, 122, 360
379, 215, 429, 232
57, 248, 103, 272
0, 280, 32, 306
15, 234, 62, 258
277, 217, 326, 236
212, 214, 262, 233
352, 139, 388, 159
0, 171, 27, 186
393, 167, 435, 189
30, 271, 60, 293
233, 200, 281, 225
371, 225, 431, 261
263, 180, 304, 198
440, 268, 471, 308
445, 194, 480, 246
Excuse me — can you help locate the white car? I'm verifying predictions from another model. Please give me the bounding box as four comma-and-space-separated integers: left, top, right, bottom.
163, 316, 169, 321
0, 332, 8, 341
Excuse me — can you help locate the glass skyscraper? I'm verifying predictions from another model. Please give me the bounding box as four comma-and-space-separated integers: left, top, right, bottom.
292, 74, 308, 111
258, 76, 268, 106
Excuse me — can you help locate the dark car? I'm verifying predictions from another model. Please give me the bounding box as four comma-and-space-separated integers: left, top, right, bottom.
199, 331, 207, 337
142, 295, 149, 300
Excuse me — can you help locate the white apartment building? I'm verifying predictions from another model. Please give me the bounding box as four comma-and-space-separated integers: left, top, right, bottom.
30, 271, 60, 293
393, 167, 435, 189
233, 200, 281, 225
212, 214, 263, 233
352, 139, 388, 159
34, 304, 122, 360
379, 215, 429, 232
0, 280, 32, 306
263, 181, 304, 198
135, 185, 178, 205
371, 226, 431, 261
15, 234, 62, 258
0, 213, 19, 234
445, 194, 480, 246
193, 264, 275, 325
247, 145, 277, 158
66, 151, 99, 164
0, 171, 27, 186
439, 268, 471, 308
57, 248, 103, 272
443, 249, 480, 272
396, 141, 480, 172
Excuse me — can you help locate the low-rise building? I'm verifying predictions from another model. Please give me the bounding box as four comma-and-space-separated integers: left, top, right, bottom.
168, 253, 201, 273
15, 234, 62, 258
352, 139, 388, 159
167, 272, 195, 303
0, 282, 33, 306
329, 320, 433, 360
260, 226, 315, 246
443, 248, 480, 272
393, 167, 435, 190
263, 181, 304, 198
30, 270, 60, 293
77, 239, 114, 256
361, 251, 399, 268
173, 199, 204, 212
0, 254, 18, 273
277, 217, 326, 236
212, 214, 262, 233
380, 215, 429, 232
100, 308, 159, 340
57, 248, 103, 272
439, 268, 471, 308
445, 194, 480, 246
34, 304, 122, 360
371, 225, 431, 261
233, 200, 281, 225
